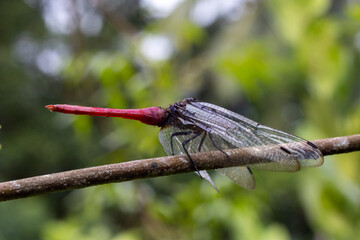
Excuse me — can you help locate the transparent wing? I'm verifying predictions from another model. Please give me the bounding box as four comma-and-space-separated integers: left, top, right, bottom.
216, 167, 255, 190
203, 130, 298, 190
158, 125, 255, 190
183, 101, 324, 169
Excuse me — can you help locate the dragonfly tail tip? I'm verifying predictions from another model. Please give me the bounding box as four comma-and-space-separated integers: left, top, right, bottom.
45, 105, 55, 111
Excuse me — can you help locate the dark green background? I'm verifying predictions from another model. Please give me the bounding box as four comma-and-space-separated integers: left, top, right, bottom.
1, 0, 360, 239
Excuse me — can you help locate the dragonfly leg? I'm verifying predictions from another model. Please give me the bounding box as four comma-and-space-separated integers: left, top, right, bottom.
208, 133, 231, 160
197, 132, 207, 152
170, 131, 192, 155
181, 131, 203, 174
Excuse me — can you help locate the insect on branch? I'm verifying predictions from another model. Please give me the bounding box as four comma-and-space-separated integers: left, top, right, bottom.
0, 134, 360, 202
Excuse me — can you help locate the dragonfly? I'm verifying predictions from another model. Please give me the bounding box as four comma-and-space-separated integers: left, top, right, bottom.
46, 98, 323, 190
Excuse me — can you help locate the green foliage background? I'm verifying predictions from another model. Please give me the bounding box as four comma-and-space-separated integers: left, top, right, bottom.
1, 0, 360, 239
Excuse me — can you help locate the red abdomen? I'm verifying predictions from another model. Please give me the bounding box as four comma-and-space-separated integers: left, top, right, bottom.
46, 104, 168, 126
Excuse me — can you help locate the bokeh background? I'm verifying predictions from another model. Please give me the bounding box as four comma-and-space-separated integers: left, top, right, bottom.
1, 0, 360, 239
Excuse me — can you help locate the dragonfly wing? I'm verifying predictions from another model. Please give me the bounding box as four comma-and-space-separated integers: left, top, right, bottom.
197, 170, 219, 192
184, 101, 324, 168
216, 167, 255, 190
158, 125, 219, 190
251, 125, 324, 167
205, 129, 302, 172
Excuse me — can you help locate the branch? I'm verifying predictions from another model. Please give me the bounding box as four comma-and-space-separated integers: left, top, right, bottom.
1, 134, 359, 202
